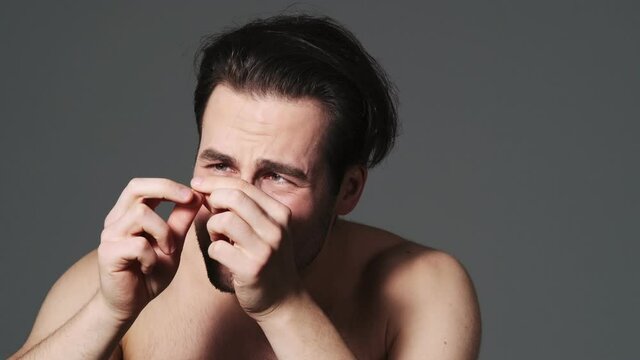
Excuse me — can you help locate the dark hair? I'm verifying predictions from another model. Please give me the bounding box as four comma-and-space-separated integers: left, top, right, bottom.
193, 14, 398, 193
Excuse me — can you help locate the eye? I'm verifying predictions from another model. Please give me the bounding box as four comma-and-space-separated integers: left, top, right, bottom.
265, 172, 288, 184
206, 163, 231, 172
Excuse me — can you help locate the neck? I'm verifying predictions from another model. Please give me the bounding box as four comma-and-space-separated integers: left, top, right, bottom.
299, 217, 349, 302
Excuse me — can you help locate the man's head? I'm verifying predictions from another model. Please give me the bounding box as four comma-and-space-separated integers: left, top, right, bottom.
190, 14, 398, 291
193, 14, 398, 193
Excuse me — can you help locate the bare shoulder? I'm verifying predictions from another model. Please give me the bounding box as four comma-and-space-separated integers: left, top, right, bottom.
14, 249, 100, 355
343, 220, 481, 359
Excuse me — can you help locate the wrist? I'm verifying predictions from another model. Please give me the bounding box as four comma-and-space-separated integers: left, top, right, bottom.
254, 288, 356, 360
92, 291, 137, 330
254, 285, 310, 328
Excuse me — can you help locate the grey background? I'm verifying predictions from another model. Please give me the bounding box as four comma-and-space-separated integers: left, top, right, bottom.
1, 1, 638, 359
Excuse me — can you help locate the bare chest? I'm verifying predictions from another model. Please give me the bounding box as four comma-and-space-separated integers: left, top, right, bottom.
120, 290, 388, 359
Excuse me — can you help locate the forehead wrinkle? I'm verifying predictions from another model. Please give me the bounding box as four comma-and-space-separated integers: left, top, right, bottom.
260, 132, 314, 176
230, 105, 320, 164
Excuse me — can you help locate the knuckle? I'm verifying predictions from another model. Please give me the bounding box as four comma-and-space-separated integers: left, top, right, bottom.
228, 189, 245, 205
258, 245, 273, 265
209, 212, 233, 233
207, 215, 223, 233
220, 211, 235, 227
156, 177, 171, 185
129, 236, 149, 253
158, 178, 176, 191
127, 177, 142, 190
132, 203, 149, 218
206, 218, 215, 233
209, 240, 221, 255
277, 205, 292, 225
265, 225, 283, 245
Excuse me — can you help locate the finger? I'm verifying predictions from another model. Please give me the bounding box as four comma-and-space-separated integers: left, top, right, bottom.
166, 191, 204, 253
102, 236, 159, 275
105, 178, 195, 227
191, 176, 291, 225
202, 187, 287, 249
108, 203, 174, 255
207, 211, 271, 259
208, 240, 254, 279
205, 188, 280, 241
207, 189, 287, 249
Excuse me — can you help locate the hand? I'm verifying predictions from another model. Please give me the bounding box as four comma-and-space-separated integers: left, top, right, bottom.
97, 178, 203, 323
190, 176, 301, 320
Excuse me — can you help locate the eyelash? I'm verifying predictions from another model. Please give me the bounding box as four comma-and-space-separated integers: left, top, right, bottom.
205, 163, 290, 184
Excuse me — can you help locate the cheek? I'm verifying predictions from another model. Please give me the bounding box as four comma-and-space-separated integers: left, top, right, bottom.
192, 167, 208, 179
193, 207, 212, 234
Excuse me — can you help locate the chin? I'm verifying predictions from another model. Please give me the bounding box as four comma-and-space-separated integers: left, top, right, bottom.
203, 258, 235, 293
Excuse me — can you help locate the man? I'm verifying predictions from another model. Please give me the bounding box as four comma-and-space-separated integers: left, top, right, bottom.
12, 14, 480, 359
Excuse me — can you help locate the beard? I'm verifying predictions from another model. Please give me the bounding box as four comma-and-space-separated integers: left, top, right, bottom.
193, 205, 335, 293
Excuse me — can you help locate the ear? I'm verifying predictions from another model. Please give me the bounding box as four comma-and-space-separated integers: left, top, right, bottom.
335, 165, 368, 215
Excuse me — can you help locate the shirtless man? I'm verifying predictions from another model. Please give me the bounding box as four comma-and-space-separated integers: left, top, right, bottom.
11, 14, 480, 359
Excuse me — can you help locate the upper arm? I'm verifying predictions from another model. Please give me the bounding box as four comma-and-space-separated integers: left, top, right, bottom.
386, 250, 481, 360
13, 249, 101, 357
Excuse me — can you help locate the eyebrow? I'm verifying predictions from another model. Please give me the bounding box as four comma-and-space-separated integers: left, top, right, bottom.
257, 159, 308, 181
198, 147, 309, 182
198, 148, 236, 165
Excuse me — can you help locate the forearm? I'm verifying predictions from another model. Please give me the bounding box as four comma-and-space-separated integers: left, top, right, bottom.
14, 292, 131, 360
258, 290, 356, 360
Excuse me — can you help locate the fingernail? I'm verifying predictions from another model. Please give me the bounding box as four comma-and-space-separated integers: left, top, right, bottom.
191, 177, 203, 186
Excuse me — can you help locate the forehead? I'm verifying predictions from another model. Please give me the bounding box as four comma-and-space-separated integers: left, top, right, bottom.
199, 84, 329, 169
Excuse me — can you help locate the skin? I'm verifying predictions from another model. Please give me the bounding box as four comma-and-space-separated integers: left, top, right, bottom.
11, 84, 481, 359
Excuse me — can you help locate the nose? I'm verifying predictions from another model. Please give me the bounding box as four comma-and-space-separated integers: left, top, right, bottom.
236, 165, 261, 186
240, 172, 255, 185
